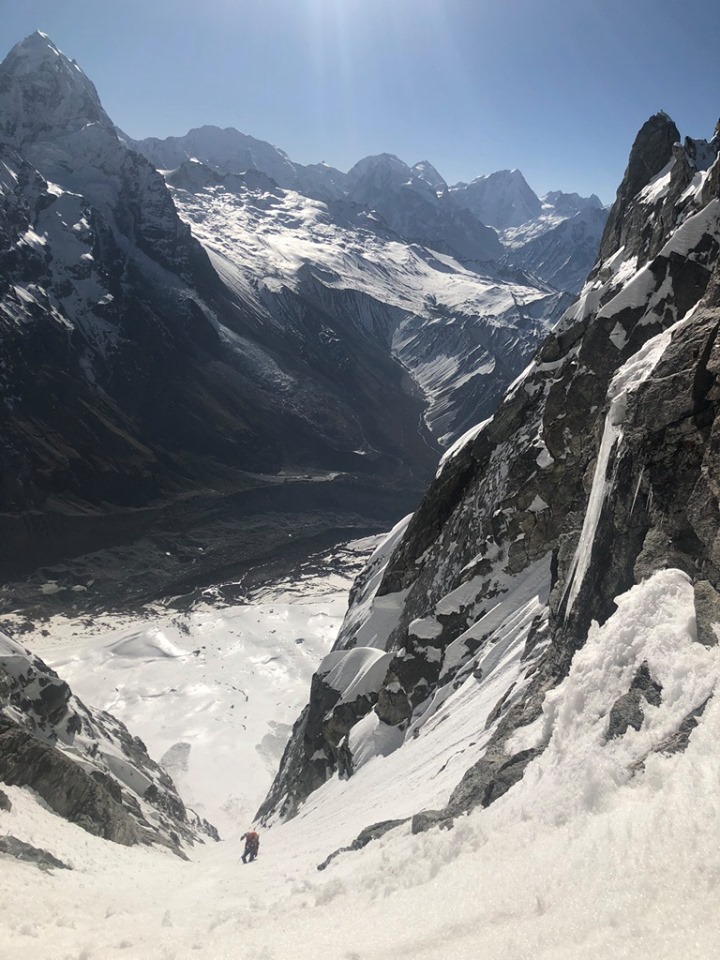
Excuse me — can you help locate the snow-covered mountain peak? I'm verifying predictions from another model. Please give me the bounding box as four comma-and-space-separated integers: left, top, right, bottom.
0, 32, 112, 149
541, 189, 604, 215
450, 168, 543, 230
3, 31, 64, 72
347, 152, 410, 183
343, 152, 503, 260
135, 123, 301, 190
411, 160, 448, 191
347, 153, 443, 207
185, 123, 292, 159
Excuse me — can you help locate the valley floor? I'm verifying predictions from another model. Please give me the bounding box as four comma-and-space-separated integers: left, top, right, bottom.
1, 550, 720, 959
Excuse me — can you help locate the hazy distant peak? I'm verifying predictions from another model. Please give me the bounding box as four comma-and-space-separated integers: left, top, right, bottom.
411, 160, 447, 190
347, 153, 409, 179
469, 168, 531, 187
450, 168, 542, 229
181, 124, 293, 161
542, 189, 604, 213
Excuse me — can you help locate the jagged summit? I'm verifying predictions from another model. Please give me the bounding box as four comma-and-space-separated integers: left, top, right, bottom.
616, 112, 679, 200
134, 123, 303, 191
0, 31, 111, 148
597, 111, 683, 263
4, 30, 63, 70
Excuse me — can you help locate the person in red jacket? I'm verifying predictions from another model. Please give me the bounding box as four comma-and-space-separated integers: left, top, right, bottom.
241, 830, 260, 863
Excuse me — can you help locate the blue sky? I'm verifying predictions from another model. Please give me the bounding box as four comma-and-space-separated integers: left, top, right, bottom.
4, 0, 719, 202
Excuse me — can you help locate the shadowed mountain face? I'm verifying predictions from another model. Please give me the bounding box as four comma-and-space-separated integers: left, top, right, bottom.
259, 113, 720, 828
0, 33, 573, 609
0, 34, 439, 600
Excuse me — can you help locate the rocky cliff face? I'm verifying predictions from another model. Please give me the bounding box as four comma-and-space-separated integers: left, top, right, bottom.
259, 112, 720, 827
0, 630, 216, 853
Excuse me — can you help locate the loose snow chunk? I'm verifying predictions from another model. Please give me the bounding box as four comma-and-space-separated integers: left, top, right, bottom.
680, 170, 708, 204
319, 647, 394, 704
535, 445, 554, 469
436, 575, 487, 617
343, 588, 410, 651
0, 630, 37, 661
609, 322, 628, 350
408, 617, 443, 640
602, 245, 626, 273
441, 555, 551, 675
20, 227, 47, 248
13, 284, 41, 306
108, 629, 188, 660
612, 254, 639, 287
512, 569, 720, 819
437, 417, 492, 476
660, 198, 720, 259
102, 751, 153, 796
0, 160, 19, 185
596, 262, 656, 320
39, 580, 63, 595
348, 710, 405, 770
609, 314, 682, 401
527, 495, 549, 513
337, 514, 413, 651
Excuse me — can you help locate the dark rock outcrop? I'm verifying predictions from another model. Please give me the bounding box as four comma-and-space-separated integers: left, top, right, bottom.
605, 662, 663, 740
317, 818, 407, 870
0, 835, 71, 870
598, 112, 680, 263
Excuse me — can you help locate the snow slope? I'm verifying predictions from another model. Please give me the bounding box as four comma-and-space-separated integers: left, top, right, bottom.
7, 539, 378, 837
1, 568, 720, 959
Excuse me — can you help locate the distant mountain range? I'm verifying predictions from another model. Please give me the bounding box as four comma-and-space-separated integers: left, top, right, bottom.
130, 124, 608, 289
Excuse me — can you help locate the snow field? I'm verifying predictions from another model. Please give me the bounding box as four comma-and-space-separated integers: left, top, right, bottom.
29, 567, 362, 836
2, 565, 720, 958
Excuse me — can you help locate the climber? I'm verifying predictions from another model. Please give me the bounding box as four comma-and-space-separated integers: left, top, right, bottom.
241, 829, 260, 863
